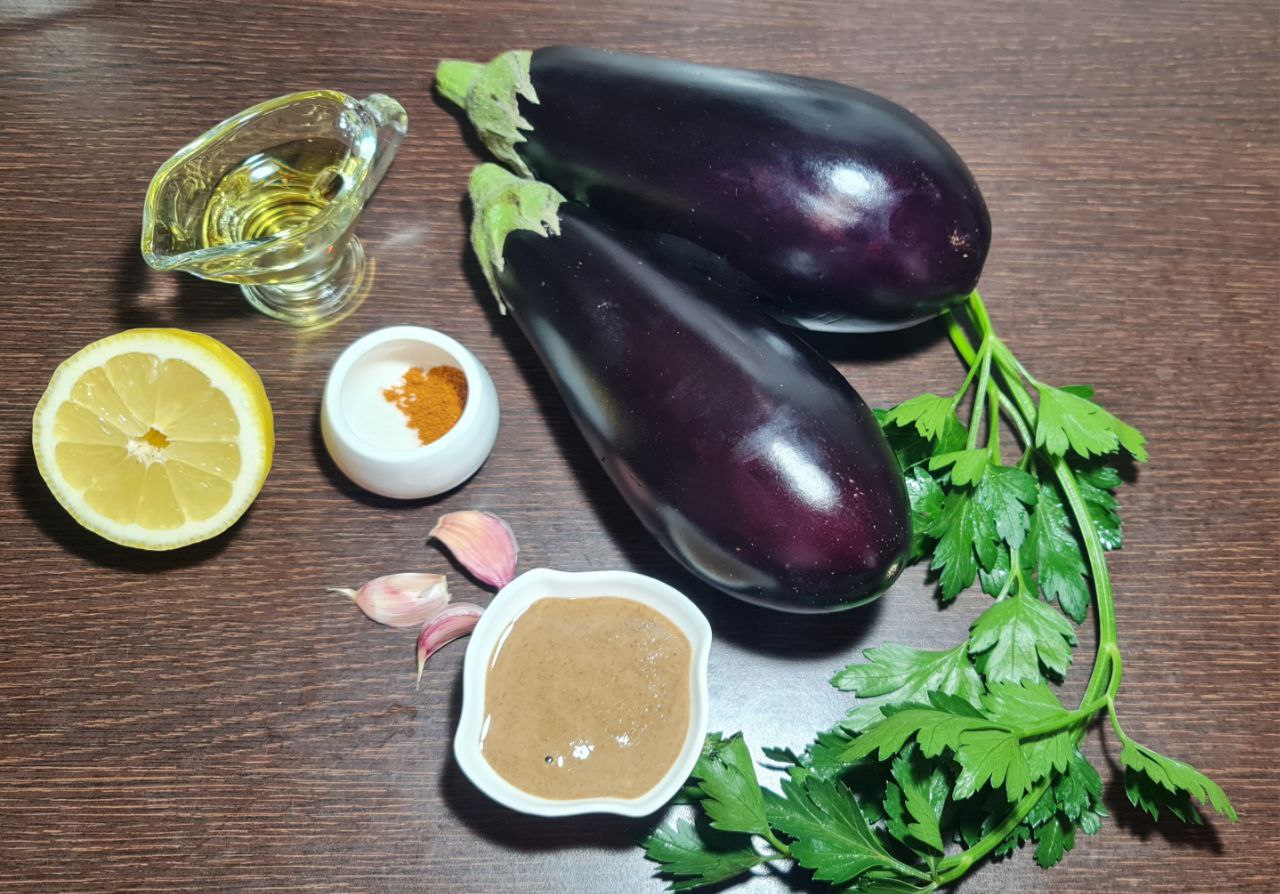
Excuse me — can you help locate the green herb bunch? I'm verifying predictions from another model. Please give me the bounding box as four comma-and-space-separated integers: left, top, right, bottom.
645, 291, 1236, 892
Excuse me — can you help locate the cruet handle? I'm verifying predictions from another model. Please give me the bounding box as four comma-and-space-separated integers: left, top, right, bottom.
359, 93, 408, 199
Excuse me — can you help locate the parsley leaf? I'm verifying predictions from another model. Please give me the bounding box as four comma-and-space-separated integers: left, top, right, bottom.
883, 393, 957, 443
644, 819, 767, 891
1119, 739, 1238, 822
903, 467, 945, 561
1025, 783, 1058, 828
691, 733, 770, 836
1124, 771, 1205, 825
1077, 805, 1107, 836
850, 686, 1071, 802
928, 448, 989, 487
765, 774, 919, 885
988, 786, 1051, 860
843, 693, 989, 763
928, 489, 997, 601
925, 463, 1038, 605
992, 822, 1032, 858
1054, 749, 1105, 822
1033, 814, 1077, 868
968, 595, 1077, 684
889, 747, 948, 854
804, 726, 860, 777
975, 464, 1038, 551
981, 682, 1075, 782
977, 542, 1014, 598
760, 745, 800, 766
1027, 482, 1091, 622
832, 643, 985, 731
672, 733, 727, 802
1035, 384, 1148, 462
877, 407, 966, 477
876, 408, 931, 472
952, 728, 1032, 801
1073, 460, 1124, 551
883, 780, 909, 844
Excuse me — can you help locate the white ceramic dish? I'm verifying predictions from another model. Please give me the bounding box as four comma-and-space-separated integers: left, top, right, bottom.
454, 568, 712, 817
320, 325, 499, 499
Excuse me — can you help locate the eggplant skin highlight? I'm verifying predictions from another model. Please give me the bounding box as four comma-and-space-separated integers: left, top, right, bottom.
470, 164, 910, 612
440, 47, 992, 332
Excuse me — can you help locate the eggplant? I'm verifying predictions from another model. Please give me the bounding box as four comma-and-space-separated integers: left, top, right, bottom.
439, 47, 991, 332
469, 164, 909, 612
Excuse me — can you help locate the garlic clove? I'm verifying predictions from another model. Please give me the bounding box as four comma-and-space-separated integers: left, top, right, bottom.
331, 573, 449, 628
428, 511, 519, 590
416, 602, 485, 687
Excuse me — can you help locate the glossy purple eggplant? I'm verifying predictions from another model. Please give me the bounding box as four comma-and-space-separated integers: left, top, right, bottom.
439, 47, 991, 332
469, 165, 909, 612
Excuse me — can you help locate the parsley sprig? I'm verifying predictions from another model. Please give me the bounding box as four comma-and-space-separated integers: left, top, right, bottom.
645, 291, 1235, 891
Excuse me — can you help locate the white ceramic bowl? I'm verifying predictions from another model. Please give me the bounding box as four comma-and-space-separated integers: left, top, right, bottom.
320, 326, 499, 499
454, 568, 712, 817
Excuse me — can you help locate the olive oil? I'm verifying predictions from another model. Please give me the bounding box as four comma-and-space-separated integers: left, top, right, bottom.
201, 137, 352, 248
141, 90, 408, 326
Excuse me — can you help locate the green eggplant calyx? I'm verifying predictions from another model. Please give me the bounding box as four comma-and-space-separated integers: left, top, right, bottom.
468, 163, 565, 312
436, 50, 537, 177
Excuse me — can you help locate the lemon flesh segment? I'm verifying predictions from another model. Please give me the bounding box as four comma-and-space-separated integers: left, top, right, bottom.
33, 329, 273, 550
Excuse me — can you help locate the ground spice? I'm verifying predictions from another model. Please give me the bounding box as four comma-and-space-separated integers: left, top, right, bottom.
383, 365, 469, 445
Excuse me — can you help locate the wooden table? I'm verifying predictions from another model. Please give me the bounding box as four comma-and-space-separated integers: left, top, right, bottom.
1, 1, 1276, 891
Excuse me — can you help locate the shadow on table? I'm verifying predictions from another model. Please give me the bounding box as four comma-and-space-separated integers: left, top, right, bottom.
430, 81, 496, 168
799, 322, 947, 364
11, 438, 235, 571
113, 226, 256, 330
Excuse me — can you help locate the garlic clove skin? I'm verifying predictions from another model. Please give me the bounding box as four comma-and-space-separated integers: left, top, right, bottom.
429, 511, 519, 590
331, 573, 450, 628
417, 602, 485, 687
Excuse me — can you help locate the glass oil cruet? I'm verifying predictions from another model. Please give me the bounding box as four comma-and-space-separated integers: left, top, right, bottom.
141, 90, 408, 326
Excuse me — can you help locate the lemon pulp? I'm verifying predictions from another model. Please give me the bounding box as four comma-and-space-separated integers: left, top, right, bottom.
33, 329, 273, 550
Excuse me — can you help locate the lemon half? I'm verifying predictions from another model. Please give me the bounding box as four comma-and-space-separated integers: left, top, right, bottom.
32, 329, 274, 550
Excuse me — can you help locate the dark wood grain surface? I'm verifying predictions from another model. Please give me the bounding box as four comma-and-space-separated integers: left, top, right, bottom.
1, 1, 1276, 891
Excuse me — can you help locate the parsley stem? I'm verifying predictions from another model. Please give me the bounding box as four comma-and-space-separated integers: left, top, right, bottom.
945, 304, 980, 364
935, 779, 1051, 883
965, 287, 996, 337
997, 386, 1033, 448
987, 384, 1002, 462
965, 342, 994, 451
961, 297, 1121, 700
994, 559, 1018, 600
990, 345, 1038, 427
1106, 697, 1130, 744
1016, 694, 1112, 740
998, 343, 1040, 388
933, 290, 1125, 885
942, 307, 1032, 448
947, 325, 988, 405
760, 829, 791, 857
1049, 462, 1118, 647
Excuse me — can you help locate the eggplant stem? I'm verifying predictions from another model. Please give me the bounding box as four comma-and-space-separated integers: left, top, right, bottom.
435, 59, 484, 107
433, 50, 537, 177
